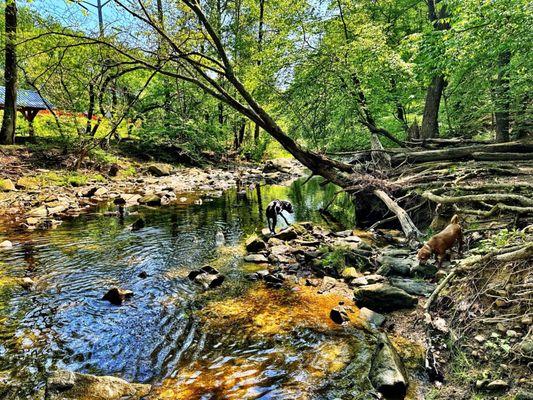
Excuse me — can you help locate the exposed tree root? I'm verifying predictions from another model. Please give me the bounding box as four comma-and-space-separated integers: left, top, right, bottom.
423, 243, 533, 381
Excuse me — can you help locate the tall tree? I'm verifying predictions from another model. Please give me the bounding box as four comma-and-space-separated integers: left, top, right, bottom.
0, 0, 17, 145
253, 0, 265, 143
494, 50, 511, 142
420, 0, 449, 139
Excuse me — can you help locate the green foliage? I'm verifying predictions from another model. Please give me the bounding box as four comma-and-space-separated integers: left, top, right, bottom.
8, 0, 531, 158
479, 228, 526, 251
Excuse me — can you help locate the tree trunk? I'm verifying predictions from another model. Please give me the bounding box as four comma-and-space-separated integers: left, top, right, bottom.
420, 0, 450, 140
420, 74, 445, 139
0, 0, 18, 145
85, 81, 95, 136
254, 0, 265, 144
494, 50, 511, 143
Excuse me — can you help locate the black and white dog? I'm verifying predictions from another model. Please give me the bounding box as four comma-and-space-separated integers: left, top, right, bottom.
266, 199, 294, 234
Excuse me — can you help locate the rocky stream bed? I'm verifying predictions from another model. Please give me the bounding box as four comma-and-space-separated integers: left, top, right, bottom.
1, 160, 528, 400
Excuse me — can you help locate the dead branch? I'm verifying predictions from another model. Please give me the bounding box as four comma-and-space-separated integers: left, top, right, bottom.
373, 189, 422, 240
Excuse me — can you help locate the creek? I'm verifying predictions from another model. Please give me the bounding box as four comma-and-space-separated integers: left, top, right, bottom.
0, 177, 407, 399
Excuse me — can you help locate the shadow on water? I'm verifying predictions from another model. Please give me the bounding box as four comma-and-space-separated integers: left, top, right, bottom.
0, 176, 371, 398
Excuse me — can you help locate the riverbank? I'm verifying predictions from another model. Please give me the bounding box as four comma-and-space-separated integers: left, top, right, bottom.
0, 144, 305, 233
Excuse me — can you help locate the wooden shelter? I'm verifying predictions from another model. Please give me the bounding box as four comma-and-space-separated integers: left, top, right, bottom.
0, 86, 53, 136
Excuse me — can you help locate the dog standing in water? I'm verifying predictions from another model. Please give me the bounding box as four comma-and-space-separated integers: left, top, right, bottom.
417, 214, 463, 268
266, 200, 294, 234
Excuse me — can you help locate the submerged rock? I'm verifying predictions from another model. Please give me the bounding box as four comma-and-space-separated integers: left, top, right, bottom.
330, 302, 350, 324
102, 288, 133, 305
18, 277, 35, 290
354, 283, 418, 312
131, 218, 145, 231
188, 266, 224, 289
47, 369, 150, 400
369, 333, 408, 399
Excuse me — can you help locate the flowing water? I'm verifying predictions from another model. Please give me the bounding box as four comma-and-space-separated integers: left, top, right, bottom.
0, 177, 383, 399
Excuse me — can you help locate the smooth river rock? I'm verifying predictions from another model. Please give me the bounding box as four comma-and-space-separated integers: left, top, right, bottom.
359, 307, 386, 328
369, 333, 408, 399
244, 254, 269, 263
188, 266, 224, 289
147, 164, 171, 177
389, 278, 436, 297
245, 236, 267, 252
47, 369, 150, 400
353, 283, 418, 312
0, 240, 13, 249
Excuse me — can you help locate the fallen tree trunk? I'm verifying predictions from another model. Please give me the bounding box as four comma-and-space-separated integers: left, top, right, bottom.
472, 152, 533, 161
422, 191, 533, 207
391, 140, 533, 165
409, 138, 490, 145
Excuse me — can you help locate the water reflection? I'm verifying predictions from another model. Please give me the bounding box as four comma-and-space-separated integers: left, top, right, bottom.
0, 177, 361, 397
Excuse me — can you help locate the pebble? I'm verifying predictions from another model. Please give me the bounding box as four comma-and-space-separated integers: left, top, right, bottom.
474, 334, 486, 343
506, 329, 520, 338
0, 240, 13, 248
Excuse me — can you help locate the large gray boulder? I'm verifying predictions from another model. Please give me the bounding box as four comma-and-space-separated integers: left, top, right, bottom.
354, 283, 418, 312
46, 369, 151, 400
389, 278, 436, 297
376, 255, 415, 277
369, 333, 408, 399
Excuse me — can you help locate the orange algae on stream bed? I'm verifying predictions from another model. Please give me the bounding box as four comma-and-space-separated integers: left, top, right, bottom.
151, 284, 367, 399
200, 284, 363, 335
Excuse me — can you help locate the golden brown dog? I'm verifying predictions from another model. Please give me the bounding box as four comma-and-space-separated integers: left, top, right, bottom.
417, 214, 463, 268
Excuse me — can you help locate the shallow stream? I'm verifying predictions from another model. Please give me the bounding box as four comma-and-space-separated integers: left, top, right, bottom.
0, 177, 389, 399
